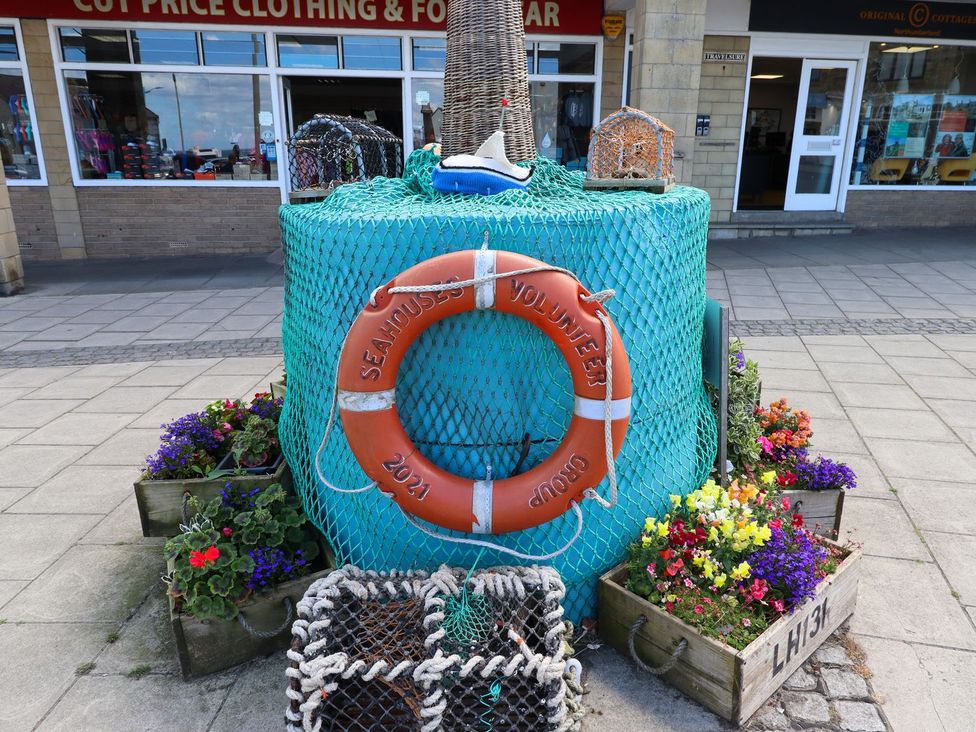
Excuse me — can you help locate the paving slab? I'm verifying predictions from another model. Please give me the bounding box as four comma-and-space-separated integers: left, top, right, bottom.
0, 622, 113, 732
36, 673, 235, 732
120, 363, 215, 387
851, 556, 976, 650
171, 373, 265, 400
845, 407, 957, 442
0, 427, 30, 448
80, 494, 159, 546
0, 487, 30, 511
855, 635, 976, 732
807, 417, 869, 455
1, 544, 161, 623
205, 356, 284, 375
77, 428, 165, 467
841, 496, 930, 561
900, 373, 976, 401
829, 383, 928, 410
0, 399, 84, 428
209, 657, 290, 732
891, 477, 976, 535
0, 444, 90, 487
74, 386, 177, 414
759, 367, 833, 394
6, 465, 138, 514
94, 593, 180, 676
16, 412, 137, 446
922, 531, 976, 606
882, 355, 971, 377
128, 398, 213, 429
863, 438, 976, 482
0, 513, 101, 581
0, 579, 27, 608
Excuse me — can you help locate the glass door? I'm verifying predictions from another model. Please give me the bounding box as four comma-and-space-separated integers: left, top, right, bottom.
785, 59, 857, 211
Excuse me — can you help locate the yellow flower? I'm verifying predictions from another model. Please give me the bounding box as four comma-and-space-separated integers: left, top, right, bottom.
731, 561, 751, 581
720, 519, 735, 537
714, 573, 728, 588
754, 525, 772, 546
708, 526, 719, 542
641, 535, 652, 547
703, 561, 716, 579
761, 470, 777, 485
644, 517, 656, 534
669, 494, 681, 508
657, 521, 670, 538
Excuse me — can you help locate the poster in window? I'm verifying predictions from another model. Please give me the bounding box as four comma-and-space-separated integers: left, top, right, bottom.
934, 96, 976, 159
885, 94, 934, 158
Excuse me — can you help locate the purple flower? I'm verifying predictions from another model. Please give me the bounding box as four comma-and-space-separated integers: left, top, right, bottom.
734, 351, 746, 372
795, 456, 856, 491
245, 546, 304, 591
748, 528, 827, 610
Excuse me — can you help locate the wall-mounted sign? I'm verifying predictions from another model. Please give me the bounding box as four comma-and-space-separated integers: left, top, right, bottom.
601, 14, 625, 39
703, 51, 746, 63
0, 0, 601, 34
750, 0, 976, 42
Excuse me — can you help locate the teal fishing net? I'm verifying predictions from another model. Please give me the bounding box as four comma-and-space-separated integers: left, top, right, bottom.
279, 149, 714, 622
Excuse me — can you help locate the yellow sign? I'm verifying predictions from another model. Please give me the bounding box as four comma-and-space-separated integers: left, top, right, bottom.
601, 14, 625, 40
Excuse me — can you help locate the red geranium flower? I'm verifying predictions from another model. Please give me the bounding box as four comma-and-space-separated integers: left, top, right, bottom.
769, 518, 782, 530
771, 599, 785, 613
792, 513, 805, 528
777, 471, 797, 486
665, 559, 684, 577
189, 545, 220, 568
659, 548, 675, 561
693, 604, 704, 615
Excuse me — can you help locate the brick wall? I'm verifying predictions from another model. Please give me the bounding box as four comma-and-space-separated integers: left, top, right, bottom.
9, 187, 59, 259
692, 35, 749, 223
600, 31, 626, 120
77, 187, 283, 258
845, 190, 976, 228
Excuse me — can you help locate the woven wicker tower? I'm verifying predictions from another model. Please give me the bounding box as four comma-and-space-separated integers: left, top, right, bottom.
440, 0, 536, 162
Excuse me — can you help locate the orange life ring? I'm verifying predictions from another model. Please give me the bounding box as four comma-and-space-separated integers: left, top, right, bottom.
336, 250, 632, 535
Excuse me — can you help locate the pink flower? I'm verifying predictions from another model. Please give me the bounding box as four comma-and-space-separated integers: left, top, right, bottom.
757, 435, 774, 454
222, 422, 233, 432
646, 563, 656, 577
771, 599, 785, 613
222, 527, 233, 537
781, 496, 791, 511
693, 604, 704, 615
742, 618, 751, 627
683, 577, 694, 588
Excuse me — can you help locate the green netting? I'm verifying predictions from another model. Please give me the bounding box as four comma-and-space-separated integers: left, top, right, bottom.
279, 149, 715, 622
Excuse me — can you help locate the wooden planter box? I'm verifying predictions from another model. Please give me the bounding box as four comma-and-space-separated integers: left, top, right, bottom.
598, 543, 861, 725
781, 488, 845, 539
169, 543, 335, 679
134, 459, 291, 538
270, 378, 287, 400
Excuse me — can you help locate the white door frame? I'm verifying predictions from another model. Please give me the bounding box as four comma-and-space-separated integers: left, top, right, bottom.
785, 58, 858, 211
733, 35, 870, 214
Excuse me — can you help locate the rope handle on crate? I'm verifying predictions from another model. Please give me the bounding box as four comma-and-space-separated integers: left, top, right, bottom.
237, 597, 295, 639
181, 491, 192, 525
627, 615, 687, 675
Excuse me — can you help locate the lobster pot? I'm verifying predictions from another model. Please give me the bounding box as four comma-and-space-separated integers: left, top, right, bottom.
586, 107, 675, 183
285, 565, 584, 732
287, 114, 402, 194
279, 150, 714, 621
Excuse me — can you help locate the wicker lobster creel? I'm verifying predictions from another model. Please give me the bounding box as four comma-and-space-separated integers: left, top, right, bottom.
440, 0, 536, 162
585, 106, 675, 192
286, 565, 584, 732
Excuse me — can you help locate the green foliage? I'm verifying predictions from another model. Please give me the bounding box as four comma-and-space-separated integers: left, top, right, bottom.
231, 415, 279, 468
708, 337, 763, 473
162, 483, 320, 622
126, 665, 151, 679
75, 662, 96, 676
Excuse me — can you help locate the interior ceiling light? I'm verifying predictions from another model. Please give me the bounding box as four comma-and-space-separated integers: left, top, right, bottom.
881, 45, 935, 53
751, 74, 784, 79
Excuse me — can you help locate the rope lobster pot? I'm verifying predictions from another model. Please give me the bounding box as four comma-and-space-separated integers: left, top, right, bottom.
286, 564, 585, 732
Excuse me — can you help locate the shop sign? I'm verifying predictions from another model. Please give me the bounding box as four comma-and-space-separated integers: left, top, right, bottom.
703, 51, 745, 62
1, 0, 601, 34
750, 0, 976, 42
601, 14, 625, 40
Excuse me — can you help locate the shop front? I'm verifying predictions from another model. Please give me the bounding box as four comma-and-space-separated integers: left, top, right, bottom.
0, 0, 610, 258
697, 0, 976, 230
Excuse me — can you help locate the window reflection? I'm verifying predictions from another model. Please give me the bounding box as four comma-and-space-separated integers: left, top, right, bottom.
59, 28, 129, 63
202, 32, 266, 67
277, 35, 339, 69
529, 81, 593, 168
0, 70, 40, 179
64, 70, 276, 181
132, 30, 198, 65
343, 36, 401, 70
411, 78, 444, 150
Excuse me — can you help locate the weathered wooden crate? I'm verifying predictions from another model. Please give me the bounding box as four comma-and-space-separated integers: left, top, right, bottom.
169, 542, 335, 680
134, 460, 291, 538
782, 488, 845, 539
598, 543, 861, 725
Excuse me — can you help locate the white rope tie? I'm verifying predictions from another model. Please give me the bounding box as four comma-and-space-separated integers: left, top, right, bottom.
580, 288, 618, 511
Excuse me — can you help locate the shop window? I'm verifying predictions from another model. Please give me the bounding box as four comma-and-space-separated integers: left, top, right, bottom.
132, 30, 198, 65
530, 81, 594, 168
202, 32, 267, 67
0, 26, 17, 62
277, 35, 339, 69
343, 36, 401, 70
535, 43, 596, 75
59, 28, 129, 64
852, 43, 976, 187
63, 70, 276, 183
526, 42, 535, 74
412, 38, 445, 71
0, 70, 41, 179
410, 78, 444, 150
